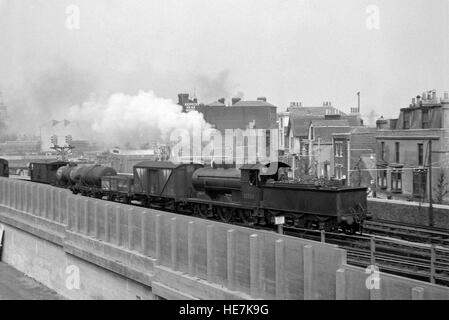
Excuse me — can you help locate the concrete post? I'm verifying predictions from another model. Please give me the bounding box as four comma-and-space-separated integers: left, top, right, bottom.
170, 217, 177, 271
275, 239, 285, 300
84, 199, 89, 235
73, 198, 80, 233
206, 225, 214, 282
42, 186, 47, 218
155, 214, 162, 264
141, 212, 149, 256
95, 202, 101, 240
250, 234, 259, 298
18, 183, 24, 212
303, 244, 314, 300
55, 190, 61, 223
62, 192, 69, 225
14, 182, 19, 211
8, 181, 13, 209
187, 221, 195, 276
127, 208, 133, 250
105, 204, 111, 243
115, 206, 121, 246
227, 229, 236, 291
68, 197, 73, 231
120, 207, 129, 248
49, 189, 55, 221
412, 287, 424, 300
336, 268, 346, 300
0, 180, 3, 205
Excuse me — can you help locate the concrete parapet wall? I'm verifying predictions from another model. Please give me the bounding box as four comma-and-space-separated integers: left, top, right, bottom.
368, 198, 449, 229
0, 178, 448, 300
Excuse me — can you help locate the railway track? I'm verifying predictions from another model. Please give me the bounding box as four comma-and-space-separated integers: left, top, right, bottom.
284, 226, 449, 286
364, 219, 449, 246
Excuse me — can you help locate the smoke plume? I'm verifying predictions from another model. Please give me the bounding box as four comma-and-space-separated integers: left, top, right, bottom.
67, 90, 212, 148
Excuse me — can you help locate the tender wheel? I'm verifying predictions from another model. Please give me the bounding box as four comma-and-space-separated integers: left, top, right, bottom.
217, 207, 235, 223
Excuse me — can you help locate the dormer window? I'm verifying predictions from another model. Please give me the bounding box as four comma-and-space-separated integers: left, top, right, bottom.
422, 109, 430, 129
403, 112, 410, 129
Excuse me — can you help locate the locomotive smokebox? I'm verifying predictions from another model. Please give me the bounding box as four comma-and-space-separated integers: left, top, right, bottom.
192, 168, 242, 192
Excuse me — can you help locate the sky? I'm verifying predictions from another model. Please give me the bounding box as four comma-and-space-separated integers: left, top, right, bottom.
0, 0, 448, 134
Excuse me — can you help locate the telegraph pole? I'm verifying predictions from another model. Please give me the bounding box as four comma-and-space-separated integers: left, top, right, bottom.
429, 139, 433, 227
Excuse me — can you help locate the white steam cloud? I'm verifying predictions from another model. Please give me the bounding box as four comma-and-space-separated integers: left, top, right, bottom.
67, 90, 212, 148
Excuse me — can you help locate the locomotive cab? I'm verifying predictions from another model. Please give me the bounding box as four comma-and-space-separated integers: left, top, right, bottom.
239, 162, 291, 204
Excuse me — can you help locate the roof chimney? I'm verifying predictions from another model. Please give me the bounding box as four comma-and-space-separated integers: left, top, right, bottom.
178, 93, 189, 105
257, 97, 267, 102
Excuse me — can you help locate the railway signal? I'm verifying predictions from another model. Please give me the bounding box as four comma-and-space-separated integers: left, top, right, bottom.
50, 135, 75, 161
50, 135, 58, 146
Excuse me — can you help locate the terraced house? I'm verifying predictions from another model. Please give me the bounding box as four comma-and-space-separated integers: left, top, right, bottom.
376, 91, 449, 203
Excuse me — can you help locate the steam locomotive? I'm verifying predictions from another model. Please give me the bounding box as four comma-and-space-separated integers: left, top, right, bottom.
26, 159, 369, 233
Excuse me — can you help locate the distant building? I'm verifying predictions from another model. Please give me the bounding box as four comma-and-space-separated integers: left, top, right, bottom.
332, 127, 377, 188
284, 101, 365, 179
178, 93, 199, 113
375, 90, 449, 203
277, 111, 290, 154
177, 94, 278, 165
0, 140, 41, 155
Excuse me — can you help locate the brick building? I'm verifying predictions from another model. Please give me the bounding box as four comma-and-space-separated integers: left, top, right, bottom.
284, 102, 365, 180
332, 127, 377, 188
375, 90, 449, 203
177, 94, 278, 165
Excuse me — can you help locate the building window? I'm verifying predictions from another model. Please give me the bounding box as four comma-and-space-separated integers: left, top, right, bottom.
422, 109, 430, 129
377, 167, 387, 189
403, 112, 410, 129
395, 142, 400, 163
335, 142, 343, 158
310, 126, 314, 140
335, 165, 343, 180
391, 169, 403, 193
381, 142, 385, 161
418, 143, 424, 166
413, 169, 427, 199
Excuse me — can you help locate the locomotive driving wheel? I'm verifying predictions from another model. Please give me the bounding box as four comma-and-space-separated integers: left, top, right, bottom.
239, 209, 256, 226
193, 204, 209, 219
217, 207, 235, 223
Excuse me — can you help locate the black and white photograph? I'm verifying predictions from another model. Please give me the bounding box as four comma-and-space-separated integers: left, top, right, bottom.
0, 0, 449, 306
